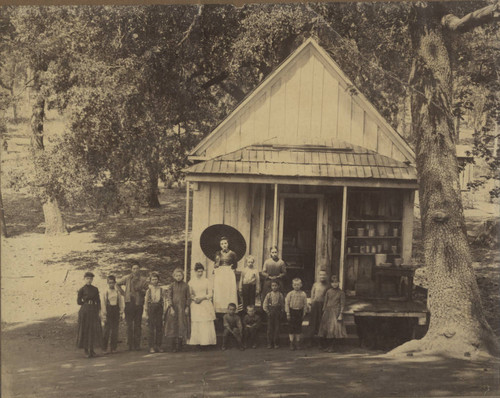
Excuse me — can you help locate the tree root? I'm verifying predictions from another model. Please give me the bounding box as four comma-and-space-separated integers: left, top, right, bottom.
387, 333, 500, 360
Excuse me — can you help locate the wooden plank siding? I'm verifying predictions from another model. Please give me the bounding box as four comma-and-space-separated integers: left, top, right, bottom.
298, 48, 314, 140
321, 65, 339, 140
337, 86, 352, 143
263, 185, 276, 266
191, 40, 415, 166
364, 113, 379, 152
190, 183, 211, 277
269, 80, 285, 143
315, 197, 332, 281
190, 183, 272, 278
310, 54, 324, 141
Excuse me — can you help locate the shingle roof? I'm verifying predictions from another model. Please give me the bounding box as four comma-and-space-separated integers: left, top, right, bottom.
185, 143, 417, 181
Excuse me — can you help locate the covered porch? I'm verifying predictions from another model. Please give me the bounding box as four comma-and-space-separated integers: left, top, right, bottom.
186, 143, 420, 299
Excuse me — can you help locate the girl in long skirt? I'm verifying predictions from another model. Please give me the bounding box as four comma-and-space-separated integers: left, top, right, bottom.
187, 263, 216, 348
318, 275, 347, 352
164, 268, 191, 352
76, 272, 103, 358
213, 236, 238, 313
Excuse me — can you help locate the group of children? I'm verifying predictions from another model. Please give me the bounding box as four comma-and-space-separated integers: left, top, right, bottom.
76, 261, 346, 358
77, 266, 205, 357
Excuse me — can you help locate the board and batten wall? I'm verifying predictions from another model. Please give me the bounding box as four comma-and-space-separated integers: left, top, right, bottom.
190, 181, 345, 283
190, 182, 269, 280
202, 46, 410, 164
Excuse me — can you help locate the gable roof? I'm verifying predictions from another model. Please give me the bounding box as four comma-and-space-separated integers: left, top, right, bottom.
190, 38, 415, 164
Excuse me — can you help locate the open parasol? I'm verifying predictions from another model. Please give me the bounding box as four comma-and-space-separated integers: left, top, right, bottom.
200, 224, 247, 262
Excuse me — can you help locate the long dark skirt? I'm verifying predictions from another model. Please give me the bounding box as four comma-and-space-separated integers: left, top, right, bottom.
165, 305, 190, 341
76, 303, 103, 351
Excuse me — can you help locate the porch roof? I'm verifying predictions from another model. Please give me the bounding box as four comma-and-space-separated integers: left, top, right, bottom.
185, 143, 417, 182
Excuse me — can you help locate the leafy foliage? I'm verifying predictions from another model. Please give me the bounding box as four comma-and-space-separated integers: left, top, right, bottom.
1, 3, 498, 220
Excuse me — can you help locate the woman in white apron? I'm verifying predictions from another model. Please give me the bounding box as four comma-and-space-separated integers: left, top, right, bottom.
213, 236, 238, 313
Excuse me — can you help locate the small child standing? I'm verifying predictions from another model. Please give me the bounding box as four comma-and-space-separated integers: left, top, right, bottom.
222, 303, 244, 351
307, 269, 329, 348
285, 278, 308, 351
238, 255, 260, 311
145, 272, 164, 353
101, 275, 125, 354
165, 268, 191, 352
318, 275, 347, 352
76, 272, 103, 358
242, 305, 261, 349
263, 280, 285, 349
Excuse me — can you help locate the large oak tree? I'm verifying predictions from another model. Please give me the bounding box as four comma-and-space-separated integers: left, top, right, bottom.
390, 1, 499, 357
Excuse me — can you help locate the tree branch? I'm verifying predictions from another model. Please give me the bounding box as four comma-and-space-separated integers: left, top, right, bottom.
442, 2, 500, 32
0, 79, 12, 91
178, 5, 203, 47
201, 71, 230, 90
219, 82, 246, 102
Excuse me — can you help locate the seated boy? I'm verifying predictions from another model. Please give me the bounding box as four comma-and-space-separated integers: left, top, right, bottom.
222, 303, 244, 351
243, 305, 261, 349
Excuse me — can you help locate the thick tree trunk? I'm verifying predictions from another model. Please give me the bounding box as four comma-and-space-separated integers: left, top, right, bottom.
30, 72, 67, 235
42, 198, 67, 236
391, 3, 498, 358
146, 163, 161, 208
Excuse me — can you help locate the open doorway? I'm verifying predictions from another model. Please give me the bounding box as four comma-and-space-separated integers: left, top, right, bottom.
280, 197, 318, 294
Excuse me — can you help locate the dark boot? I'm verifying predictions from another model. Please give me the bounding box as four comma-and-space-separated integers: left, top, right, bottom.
222, 336, 227, 351
177, 338, 183, 352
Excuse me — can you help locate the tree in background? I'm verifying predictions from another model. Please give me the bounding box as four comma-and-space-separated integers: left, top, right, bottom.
63, 5, 233, 210
4, 7, 83, 235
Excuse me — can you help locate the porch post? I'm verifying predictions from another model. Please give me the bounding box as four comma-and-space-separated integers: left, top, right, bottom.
339, 186, 348, 289
272, 183, 279, 246
184, 181, 190, 282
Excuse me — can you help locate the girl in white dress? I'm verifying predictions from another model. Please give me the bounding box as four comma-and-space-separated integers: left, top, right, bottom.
187, 262, 217, 347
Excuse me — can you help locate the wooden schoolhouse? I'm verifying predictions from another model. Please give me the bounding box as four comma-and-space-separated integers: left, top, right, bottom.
184, 38, 427, 333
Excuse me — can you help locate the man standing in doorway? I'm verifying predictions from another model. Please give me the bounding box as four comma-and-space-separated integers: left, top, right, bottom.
117, 263, 149, 350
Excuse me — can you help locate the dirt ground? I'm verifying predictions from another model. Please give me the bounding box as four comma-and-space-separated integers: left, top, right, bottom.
1, 189, 500, 397
2, 318, 499, 398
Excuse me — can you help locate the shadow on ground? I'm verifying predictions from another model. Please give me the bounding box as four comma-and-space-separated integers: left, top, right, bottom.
2, 318, 499, 398
4, 189, 190, 283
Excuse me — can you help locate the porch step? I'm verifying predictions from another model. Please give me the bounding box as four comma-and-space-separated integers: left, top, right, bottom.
212, 310, 360, 344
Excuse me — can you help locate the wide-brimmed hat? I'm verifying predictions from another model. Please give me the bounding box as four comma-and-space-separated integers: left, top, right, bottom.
200, 224, 247, 262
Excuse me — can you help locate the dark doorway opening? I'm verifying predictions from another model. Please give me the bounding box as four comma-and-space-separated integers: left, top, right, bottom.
281, 197, 317, 294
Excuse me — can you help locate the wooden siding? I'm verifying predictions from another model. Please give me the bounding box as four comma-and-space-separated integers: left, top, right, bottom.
190, 182, 270, 280
315, 194, 342, 281
196, 42, 413, 164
